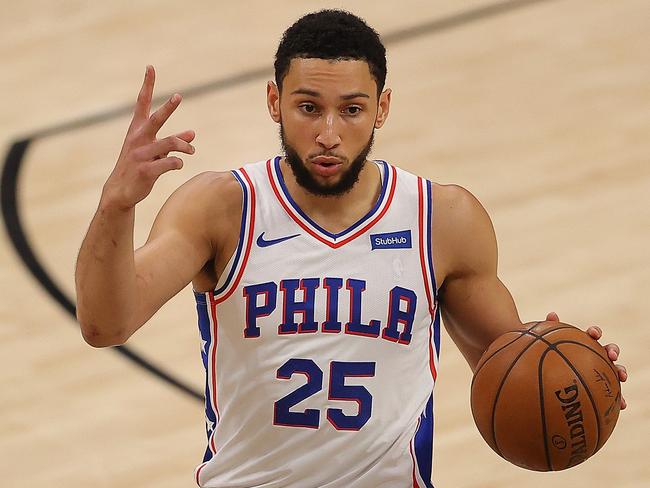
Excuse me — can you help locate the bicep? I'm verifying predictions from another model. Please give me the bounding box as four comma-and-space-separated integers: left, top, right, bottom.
134, 229, 209, 320
436, 185, 521, 371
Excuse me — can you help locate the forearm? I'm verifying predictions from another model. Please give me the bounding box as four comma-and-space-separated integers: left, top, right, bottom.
441, 275, 522, 372
75, 194, 138, 347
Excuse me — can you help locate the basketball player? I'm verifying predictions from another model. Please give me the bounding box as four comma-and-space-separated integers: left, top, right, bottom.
74, 10, 627, 487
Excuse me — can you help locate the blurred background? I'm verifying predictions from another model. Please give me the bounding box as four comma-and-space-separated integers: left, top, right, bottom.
1, 1, 648, 486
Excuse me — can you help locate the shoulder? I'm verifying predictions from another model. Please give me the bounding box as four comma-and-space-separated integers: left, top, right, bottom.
153, 170, 243, 241
431, 183, 498, 279
164, 170, 242, 217
432, 183, 492, 231
175, 170, 241, 201
432, 183, 483, 212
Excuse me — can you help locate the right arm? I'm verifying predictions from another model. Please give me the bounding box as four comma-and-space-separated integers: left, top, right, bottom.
75, 174, 224, 347
75, 65, 207, 347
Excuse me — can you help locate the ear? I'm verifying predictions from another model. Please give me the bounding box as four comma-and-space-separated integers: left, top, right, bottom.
267, 81, 281, 123
374, 88, 392, 129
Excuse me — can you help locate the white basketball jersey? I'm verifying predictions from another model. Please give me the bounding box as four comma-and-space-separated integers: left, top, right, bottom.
194, 157, 441, 487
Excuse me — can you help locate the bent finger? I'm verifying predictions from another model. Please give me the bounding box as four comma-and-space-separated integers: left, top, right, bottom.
616, 364, 628, 382
604, 343, 620, 361
146, 93, 182, 137
546, 312, 560, 322
132, 136, 195, 161
148, 156, 184, 178
148, 130, 195, 159
174, 129, 196, 143
587, 326, 603, 340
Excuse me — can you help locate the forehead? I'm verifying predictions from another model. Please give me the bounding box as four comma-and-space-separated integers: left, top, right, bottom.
282, 58, 376, 95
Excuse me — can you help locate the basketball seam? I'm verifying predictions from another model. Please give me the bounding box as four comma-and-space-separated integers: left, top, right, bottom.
537, 347, 554, 471
470, 333, 530, 434
525, 325, 576, 341
471, 333, 527, 388
480, 324, 573, 457
537, 340, 604, 467
471, 322, 566, 381
486, 322, 568, 457
550, 341, 616, 448
551, 339, 619, 379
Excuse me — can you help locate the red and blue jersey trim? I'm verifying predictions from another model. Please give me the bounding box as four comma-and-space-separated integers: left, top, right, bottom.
212, 168, 256, 303
411, 178, 440, 487
195, 291, 219, 432
194, 167, 257, 486
417, 178, 439, 310
418, 177, 441, 382
267, 156, 397, 248
410, 394, 436, 488
211, 171, 247, 297
194, 290, 219, 485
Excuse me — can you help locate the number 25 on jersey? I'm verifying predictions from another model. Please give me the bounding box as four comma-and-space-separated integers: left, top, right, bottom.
273, 359, 376, 431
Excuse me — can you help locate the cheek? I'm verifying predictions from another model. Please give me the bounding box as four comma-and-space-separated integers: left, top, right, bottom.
347, 120, 374, 144
283, 115, 316, 144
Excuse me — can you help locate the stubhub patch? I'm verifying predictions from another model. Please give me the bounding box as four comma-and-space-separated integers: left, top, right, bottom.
370, 230, 412, 250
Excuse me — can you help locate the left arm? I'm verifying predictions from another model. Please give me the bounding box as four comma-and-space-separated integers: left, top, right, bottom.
433, 184, 521, 372
433, 184, 627, 407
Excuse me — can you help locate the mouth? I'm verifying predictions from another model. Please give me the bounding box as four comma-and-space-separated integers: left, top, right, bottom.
312, 156, 342, 165
311, 157, 343, 177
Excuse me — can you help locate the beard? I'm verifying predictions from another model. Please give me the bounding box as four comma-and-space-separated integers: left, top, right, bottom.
280, 124, 375, 197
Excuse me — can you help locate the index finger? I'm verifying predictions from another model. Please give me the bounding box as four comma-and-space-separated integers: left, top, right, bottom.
133, 65, 155, 124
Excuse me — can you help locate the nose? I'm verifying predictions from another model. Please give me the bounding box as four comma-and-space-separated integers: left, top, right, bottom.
315, 112, 341, 150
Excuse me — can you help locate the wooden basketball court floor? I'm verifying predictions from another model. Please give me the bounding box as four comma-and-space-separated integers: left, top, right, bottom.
1, 1, 648, 486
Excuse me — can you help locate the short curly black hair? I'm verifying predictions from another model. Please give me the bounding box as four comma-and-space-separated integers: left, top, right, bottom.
274, 10, 387, 95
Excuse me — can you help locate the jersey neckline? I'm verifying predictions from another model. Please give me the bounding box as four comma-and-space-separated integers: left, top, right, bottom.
266, 156, 397, 249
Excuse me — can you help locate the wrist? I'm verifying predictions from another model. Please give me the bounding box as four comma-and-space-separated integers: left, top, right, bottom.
99, 187, 135, 214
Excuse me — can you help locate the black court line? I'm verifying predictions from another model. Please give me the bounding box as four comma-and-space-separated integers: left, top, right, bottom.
0, 140, 205, 401
1, 0, 555, 403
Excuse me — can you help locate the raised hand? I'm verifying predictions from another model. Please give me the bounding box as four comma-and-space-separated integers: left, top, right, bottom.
546, 311, 628, 409
102, 65, 196, 210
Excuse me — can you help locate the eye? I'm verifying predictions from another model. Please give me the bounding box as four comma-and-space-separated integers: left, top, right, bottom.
344, 106, 362, 116
299, 103, 317, 114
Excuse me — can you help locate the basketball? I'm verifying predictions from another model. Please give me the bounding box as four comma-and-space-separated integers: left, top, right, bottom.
470, 321, 621, 471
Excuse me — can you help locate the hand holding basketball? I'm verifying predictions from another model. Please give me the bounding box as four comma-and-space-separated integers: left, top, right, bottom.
546, 312, 628, 410
101, 65, 196, 211
471, 320, 623, 471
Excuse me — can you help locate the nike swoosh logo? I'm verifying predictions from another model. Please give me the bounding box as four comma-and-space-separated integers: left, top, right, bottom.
256, 232, 301, 247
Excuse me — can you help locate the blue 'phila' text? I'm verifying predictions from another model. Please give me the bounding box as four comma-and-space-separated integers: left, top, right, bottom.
242, 277, 416, 345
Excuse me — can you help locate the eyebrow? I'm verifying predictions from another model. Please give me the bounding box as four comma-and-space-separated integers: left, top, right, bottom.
290, 88, 370, 100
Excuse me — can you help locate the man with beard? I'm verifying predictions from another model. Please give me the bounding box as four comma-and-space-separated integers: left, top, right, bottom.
75, 9, 627, 488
